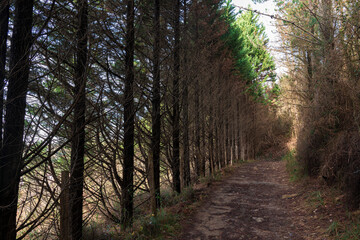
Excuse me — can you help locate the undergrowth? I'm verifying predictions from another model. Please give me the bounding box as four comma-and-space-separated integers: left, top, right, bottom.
126, 209, 180, 240
307, 191, 325, 208
328, 218, 360, 239
283, 150, 304, 182
160, 187, 195, 207
83, 162, 246, 240
124, 162, 247, 239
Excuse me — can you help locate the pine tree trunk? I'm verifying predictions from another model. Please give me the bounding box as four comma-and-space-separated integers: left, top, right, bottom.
181, 0, 191, 188
226, 87, 231, 165
121, 0, 135, 228
208, 78, 214, 174
0, 0, 34, 239
201, 110, 206, 176
251, 103, 256, 159
194, 6, 201, 177
225, 113, 230, 165
150, 0, 161, 214
194, 75, 201, 175
217, 77, 224, 168
60, 171, 70, 240
215, 121, 220, 170
236, 101, 241, 161
69, 0, 88, 239
231, 101, 236, 163
200, 90, 206, 176
172, 0, 181, 193
220, 126, 225, 167
0, 0, 9, 147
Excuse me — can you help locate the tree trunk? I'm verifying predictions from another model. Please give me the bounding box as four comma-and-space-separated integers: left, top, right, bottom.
69, 0, 88, 239
150, 0, 161, 215
217, 100, 223, 168
181, 0, 191, 188
194, 75, 201, 176
226, 124, 230, 165
215, 121, 220, 170
236, 101, 241, 161
208, 78, 214, 175
200, 93, 206, 176
219, 123, 225, 168
306, 50, 313, 94
121, 0, 135, 228
231, 100, 236, 163
172, 0, 181, 193
60, 171, 70, 240
225, 86, 231, 165
194, 6, 201, 178
0, 0, 34, 239
0, 0, 9, 147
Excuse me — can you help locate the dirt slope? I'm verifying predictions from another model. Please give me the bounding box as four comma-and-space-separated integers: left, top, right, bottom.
179, 160, 330, 240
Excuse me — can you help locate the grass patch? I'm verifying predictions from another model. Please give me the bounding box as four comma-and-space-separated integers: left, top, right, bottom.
160, 187, 195, 207
337, 222, 360, 239
83, 220, 122, 240
283, 150, 303, 182
83, 209, 180, 240
307, 190, 325, 208
326, 210, 360, 239
328, 220, 340, 236
327, 220, 360, 239
128, 209, 180, 240
199, 171, 222, 185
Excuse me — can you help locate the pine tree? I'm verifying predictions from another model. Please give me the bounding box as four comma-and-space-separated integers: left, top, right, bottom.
0, 0, 9, 147
172, 0, 181, 193
0, 0, 34, 239
150, 0, 161, 214
69, 0, 88, 238
121, 0, 135, 228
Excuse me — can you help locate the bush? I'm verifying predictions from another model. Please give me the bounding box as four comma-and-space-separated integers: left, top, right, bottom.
283, 150, 304, 182
130, 209, 180, 240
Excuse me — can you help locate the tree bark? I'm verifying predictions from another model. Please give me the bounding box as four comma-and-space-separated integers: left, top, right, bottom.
0, 0, 34, 239
172, 0, 181, 193
69, 0, 88, 239
208, 77, 214, 175
181, 0, 191, 187
150, 0, 161, 215
236, 101, 241, 161
121, 0, 135, 228
200, 98, 206, 176
225, 86, 231, 165
60, 171, 70, 240
231, 100, 236, 163
194, 5, 201, 177
215, 121, 220, 170
0, 0, 9, 147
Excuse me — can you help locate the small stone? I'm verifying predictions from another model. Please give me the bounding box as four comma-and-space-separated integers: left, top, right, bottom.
282, 193, 298, 199
335, 195, 345, 202
252, 217, 264, 223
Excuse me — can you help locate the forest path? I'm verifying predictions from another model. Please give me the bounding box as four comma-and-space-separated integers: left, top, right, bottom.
179, 160, 329, 240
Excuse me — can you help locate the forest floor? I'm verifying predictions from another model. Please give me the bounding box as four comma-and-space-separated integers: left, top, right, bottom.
177, 159, 346, 240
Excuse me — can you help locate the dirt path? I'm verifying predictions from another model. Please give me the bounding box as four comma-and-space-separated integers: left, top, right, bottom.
179, 160, 330, 240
